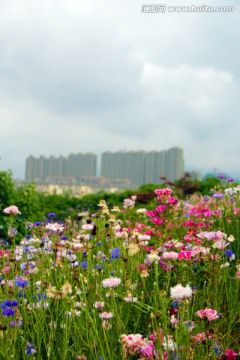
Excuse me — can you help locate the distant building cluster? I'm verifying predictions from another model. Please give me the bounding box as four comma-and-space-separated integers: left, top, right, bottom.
25, 147, 184, 188
25, 153, 96, 182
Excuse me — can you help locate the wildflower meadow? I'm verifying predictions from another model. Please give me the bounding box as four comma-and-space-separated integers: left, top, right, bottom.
0, 178, 239, 359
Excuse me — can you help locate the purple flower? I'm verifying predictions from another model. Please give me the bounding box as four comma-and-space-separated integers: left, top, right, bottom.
2, 308, 15, 316
224, 249, 234, 257
226, 177, 234, 183
10, 320, 23, 327
213, 193, 224, 199
217, 174, 226, 179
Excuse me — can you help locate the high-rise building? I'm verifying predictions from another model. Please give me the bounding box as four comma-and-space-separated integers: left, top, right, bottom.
25, 148, 184, 185
101, 147, 184, 186
144, 150, 167, 183
101, 151, 146, 187
165, 147, 184, 182
25, 153, 97, 182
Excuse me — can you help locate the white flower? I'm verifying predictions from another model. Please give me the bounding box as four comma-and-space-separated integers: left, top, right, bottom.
170, 284, 192, 300
147, 251, 160, 263
228, 235, 235, 242
136, 208, 147, 213
220, 262, 230, 269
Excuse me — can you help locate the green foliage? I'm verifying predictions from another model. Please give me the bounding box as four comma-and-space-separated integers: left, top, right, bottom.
199, 176, 221, 194
0, 169, 16, 211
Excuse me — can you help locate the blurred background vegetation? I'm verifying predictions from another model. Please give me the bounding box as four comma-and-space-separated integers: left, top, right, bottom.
0, 169, 235, 240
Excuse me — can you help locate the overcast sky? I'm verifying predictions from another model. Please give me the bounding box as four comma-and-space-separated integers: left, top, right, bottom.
0, 0, 239, 180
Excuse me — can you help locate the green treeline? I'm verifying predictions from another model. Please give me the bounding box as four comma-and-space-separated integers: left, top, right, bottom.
0, 169, 236, 240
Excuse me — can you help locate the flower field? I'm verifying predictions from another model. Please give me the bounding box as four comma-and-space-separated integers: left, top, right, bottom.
0, 182, 239, 359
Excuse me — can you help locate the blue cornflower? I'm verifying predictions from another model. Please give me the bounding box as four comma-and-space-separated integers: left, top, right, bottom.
47, 213, 56, 218
111, 248, 120, 259
26, 235, 32, 239
60, 236, 68, 240
0, 300, 18, 308
34, 222, 42, 226
224, 249, 234, 257
172, 301, 178, 308
25, 343, 37, 355
2, 308, 15, 316
82, 252, 87, 257
82, 261, 88, 269
15, 277, 29, 288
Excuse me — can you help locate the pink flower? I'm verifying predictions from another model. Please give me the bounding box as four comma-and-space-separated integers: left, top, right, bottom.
196, 310, 206, 318
94, 301, 105, 309
124, 297, 138, 302
121, 334, 151, 356
197, 309, 219, 321
225, 349, 238, 359
140, 343, 154, 358
81, 224, 94, 231
99, 312, 113, 319
102, 277, 121, 288
162, 252, 179, 260
193, 332, 206, 342
205, 309, 219, 321
155, 188, 172, 197
178, 251, 193, 260
3, 205, 21, 215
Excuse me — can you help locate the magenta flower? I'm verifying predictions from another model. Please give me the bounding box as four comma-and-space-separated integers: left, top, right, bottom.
225, 349, 238, 359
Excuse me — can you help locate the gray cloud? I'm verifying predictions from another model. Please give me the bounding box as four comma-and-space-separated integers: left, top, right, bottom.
0, 0, 239, 179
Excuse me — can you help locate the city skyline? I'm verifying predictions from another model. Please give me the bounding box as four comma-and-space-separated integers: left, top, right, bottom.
25, 146, 184, 186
